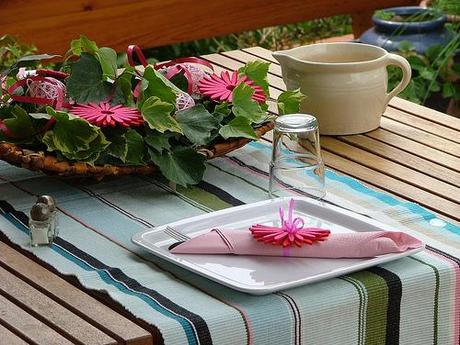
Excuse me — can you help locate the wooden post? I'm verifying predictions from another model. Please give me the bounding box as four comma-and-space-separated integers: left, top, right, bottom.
351, 10, 375, 38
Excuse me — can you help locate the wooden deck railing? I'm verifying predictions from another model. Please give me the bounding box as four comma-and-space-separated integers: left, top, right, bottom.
1, 0, 418, 54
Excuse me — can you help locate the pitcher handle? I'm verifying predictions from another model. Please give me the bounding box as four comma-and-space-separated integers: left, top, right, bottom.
384, 53, 412, 106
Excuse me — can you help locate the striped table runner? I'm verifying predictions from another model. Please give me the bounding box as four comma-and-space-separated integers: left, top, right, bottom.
0, 140, 458, 345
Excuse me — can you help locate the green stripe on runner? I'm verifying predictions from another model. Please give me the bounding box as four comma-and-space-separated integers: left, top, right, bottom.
347, 271, 389, 345
177, 185, 232, 211
409, 256, 440, 345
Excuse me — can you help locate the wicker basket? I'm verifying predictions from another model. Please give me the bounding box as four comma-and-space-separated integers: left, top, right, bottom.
0, 121, 274, 179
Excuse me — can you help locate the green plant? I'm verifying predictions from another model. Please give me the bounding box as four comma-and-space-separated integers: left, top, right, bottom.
388, 37, 460, 105
374, 9, 442, 23
433, 0, 460, 16
375, 10, 397, 21
0, 35, 37, 72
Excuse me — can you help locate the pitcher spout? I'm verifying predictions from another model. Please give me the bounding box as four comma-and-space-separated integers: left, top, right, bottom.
272, 50, 292, 67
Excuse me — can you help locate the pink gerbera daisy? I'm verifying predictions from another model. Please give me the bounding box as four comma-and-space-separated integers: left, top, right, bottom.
198, 70, 266, 103
70, 102, 143, 128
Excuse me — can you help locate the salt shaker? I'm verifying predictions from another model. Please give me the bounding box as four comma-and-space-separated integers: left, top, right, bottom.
36, 195, 58, 240
29, 203, 52, 246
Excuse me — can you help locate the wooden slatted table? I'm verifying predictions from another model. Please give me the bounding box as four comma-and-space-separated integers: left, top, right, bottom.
1, 46, 459, 344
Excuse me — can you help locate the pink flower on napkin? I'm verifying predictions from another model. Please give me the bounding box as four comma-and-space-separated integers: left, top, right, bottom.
250, 199, 330, 247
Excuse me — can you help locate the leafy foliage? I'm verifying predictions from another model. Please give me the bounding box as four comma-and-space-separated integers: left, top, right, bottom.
388, 38, 460, 105
141, 96, 182, 133
66, 53, 113, 103
42, 108, 109, 163
231, 83, 266, 122
149, 147, 207, 186
176, 105, 219, 146
0, 36, 305, 186
277, 89, 305, 115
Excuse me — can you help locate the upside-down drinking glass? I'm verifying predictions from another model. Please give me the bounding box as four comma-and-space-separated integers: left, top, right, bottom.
269, 113, 325, 199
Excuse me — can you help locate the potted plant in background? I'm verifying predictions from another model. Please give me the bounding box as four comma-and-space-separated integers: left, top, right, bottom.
359, 3, 460, 117
360, 6, 454, 54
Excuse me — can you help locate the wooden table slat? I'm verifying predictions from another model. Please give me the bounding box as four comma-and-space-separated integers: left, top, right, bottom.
242, 46, 279, 63
0, 265, 117, 345
365, 128, 460, 173
385, 107, 460, 144
0, 323, 29, 345
380, 117, 460, 158
390, 97, 460, 131
338, 134, 460, 187
0, 241, 153, 345
321, 136, 460, 205
0, 294, 75, 345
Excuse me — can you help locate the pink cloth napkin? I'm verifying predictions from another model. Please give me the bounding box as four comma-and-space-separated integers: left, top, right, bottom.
170, 230, 424, 258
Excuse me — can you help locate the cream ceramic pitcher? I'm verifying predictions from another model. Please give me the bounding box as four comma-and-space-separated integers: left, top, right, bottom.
273, 43, 411, 135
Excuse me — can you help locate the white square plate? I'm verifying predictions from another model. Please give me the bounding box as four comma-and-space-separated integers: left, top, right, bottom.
132, 197, 424, 294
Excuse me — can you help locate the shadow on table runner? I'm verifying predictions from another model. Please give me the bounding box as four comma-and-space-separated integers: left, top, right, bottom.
0, 141, 458, 345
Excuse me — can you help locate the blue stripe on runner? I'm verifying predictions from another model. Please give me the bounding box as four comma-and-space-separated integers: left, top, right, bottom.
0, 200, 211, 345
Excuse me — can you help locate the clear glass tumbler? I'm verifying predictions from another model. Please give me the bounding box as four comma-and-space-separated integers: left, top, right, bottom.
269, 113, 325, 199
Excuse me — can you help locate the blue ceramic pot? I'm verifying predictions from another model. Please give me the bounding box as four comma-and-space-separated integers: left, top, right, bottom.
360, 6, 454, 54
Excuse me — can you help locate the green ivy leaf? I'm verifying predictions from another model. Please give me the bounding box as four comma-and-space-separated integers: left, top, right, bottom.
145, 131, 172, 153
141, 96, 182, 133
219, 116, 258, 139
68, 35, 98, 56
96, 47, 117, 81
149, 146, 206, 186
3, 105, 35, 137
64, 132, 109, 162
141, 66, 178, 105
106, 134, 128, 163
42, 108, 109, 162
66, 53, 113, 103
124, 129, 145, 165
214, 102, 231, 116
231, 83, 266, 122
238, 60, 270, 96
111, 67, 135, 106
176, 104, 219, 145
277, 89, 305, 115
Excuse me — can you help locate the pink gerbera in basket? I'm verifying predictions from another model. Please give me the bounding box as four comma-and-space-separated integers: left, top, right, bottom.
70, 102, 144, 127
198, 70, 266, 103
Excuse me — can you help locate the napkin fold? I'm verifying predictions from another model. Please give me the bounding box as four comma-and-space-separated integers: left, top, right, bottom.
170, 229, 423, 258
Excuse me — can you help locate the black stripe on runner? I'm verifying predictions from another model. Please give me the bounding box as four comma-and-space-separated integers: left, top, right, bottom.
277, 292, 301, 345
366, 266, 402, 345
0, 200, 213, 345
197, 181, 244, 207
77, 185, 155, 228
426, 246, 460, 345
